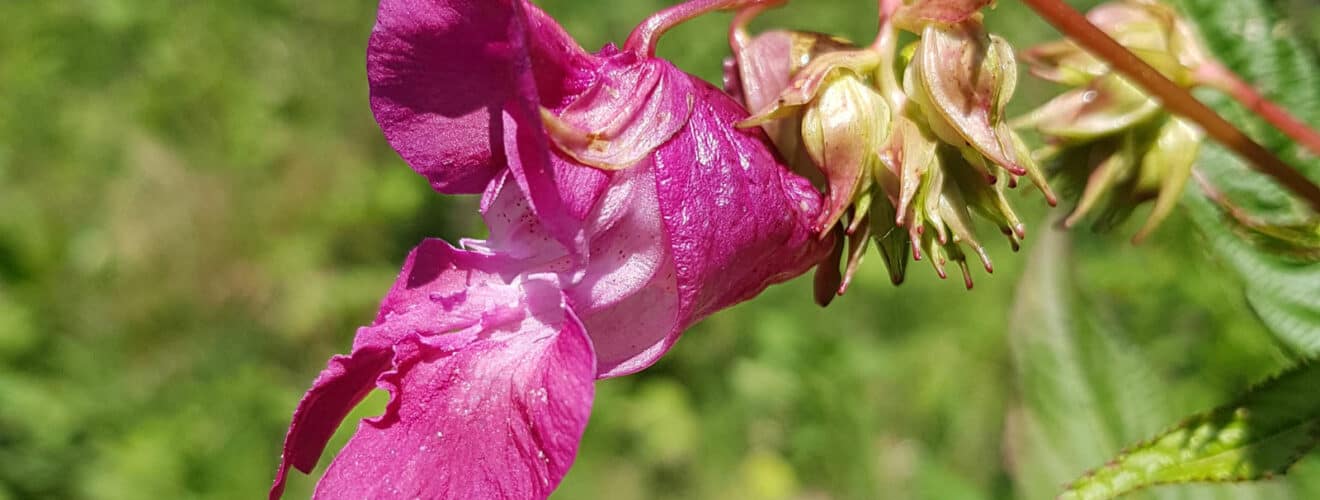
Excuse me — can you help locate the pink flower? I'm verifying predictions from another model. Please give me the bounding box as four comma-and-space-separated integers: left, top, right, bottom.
270, 0, 832, 498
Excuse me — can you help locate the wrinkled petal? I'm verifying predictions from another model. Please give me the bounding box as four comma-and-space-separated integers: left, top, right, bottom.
542, 54, 695, 170
572, 166, 668, 313
271, 240, 595, 500
270, 346, 392, 500
369, 0, 586, 194
522, 65, 832, 376
369, 0, 592, 255
501, 104, 589, 254
574, 81, 832, 377
412, 47, 828, 379
271, 240, 514, 499
315, 278, 593, 500
656, 84, 829, 325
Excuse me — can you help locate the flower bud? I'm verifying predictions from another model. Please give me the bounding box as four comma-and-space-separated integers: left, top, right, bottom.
878, 116, 1025, 287
729, 4, 1058, 292
800, 71, 892, 231
726, 29, 853, 179
1021, 0, 1207, 86
1052, 117, 1201, 242
904, 19, 1054, 200
1018, 0, 1211, 240
1016, 73, 1159, 141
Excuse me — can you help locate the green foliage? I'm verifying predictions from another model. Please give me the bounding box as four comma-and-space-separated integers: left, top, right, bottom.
1, 0, 1318, 499
1173, 0, 1320, 354
1008, 0, 1320, 496
1005, 229, 1309, 500
1007, 230, 1164, 500
1061, 362, 1320, 499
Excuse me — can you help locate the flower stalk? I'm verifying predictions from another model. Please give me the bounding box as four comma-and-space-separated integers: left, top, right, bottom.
1019, 0, 1320, 213
627, 0, 784, 56
1193, 61, 1320, 159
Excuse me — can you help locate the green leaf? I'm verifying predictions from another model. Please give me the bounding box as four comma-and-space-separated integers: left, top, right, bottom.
1172, 0, 1320, 354
1006, 227, 1306, 500
1006, 229, 1218, 500
1061, 362, 1320, 499
1006, 229, 1170, 500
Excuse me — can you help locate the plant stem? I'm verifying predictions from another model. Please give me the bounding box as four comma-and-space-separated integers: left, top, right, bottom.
879, 0, 902, 18
1019, 0, 1320, 213
1195, 61, 1320, 159
626, 0, 787, 56
872, 1, 905, 112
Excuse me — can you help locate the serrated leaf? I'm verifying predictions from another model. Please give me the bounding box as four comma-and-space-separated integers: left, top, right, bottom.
1170, 0, 1320, 354
1006, 228, 1301, 500
1006, 229, 1179, 500
1061, 362, 1320, 500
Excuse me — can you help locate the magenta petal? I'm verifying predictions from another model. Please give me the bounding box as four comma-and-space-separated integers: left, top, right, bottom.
271, 240, 596, 499
314, 278, 594, 500
730, 31, 797, 113
586, 82, 832, 378
270, 347, 393, 500
543, 55, 695, 170
478, 171, 574, 265
657, 84, 828, 321
367, 0, 590, 195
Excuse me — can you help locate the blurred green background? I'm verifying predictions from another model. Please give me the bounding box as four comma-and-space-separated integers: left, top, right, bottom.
2, 0, 1318, 499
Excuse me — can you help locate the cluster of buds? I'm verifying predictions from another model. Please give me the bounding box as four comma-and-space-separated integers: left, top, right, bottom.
1016, 0, 1210, 241
725, 0, 1054, 300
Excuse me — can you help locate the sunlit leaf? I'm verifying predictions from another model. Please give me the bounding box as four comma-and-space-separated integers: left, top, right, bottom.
1061, 362, 1320, 499
1006, 229, 1177, 500
1172, 0, 1320, 354
1006, 228, 1302, 500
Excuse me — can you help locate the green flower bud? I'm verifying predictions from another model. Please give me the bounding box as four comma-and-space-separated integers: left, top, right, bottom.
731, 4, 1055, 293
1047, 116, 1203, 242
801, 71, 892, 231
876, 116, 1029, 287
1017, 73, 1160, 141
904, 19, 1055, 202
1018, 0, 1211, 240
726, 29, 853, 179
1021, 0, 1208, 86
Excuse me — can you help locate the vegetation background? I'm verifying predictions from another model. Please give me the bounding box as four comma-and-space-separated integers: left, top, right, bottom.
2, 0, 1318, 498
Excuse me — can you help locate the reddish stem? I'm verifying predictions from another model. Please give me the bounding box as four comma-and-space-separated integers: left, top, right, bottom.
1020, 0, 1320, 213
1195, 61, 1320, 159
879, 0, 902, 18
626, 0, 787, 57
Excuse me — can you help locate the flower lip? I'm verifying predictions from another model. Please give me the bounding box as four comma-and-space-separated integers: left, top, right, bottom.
270, 240, 597, 500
